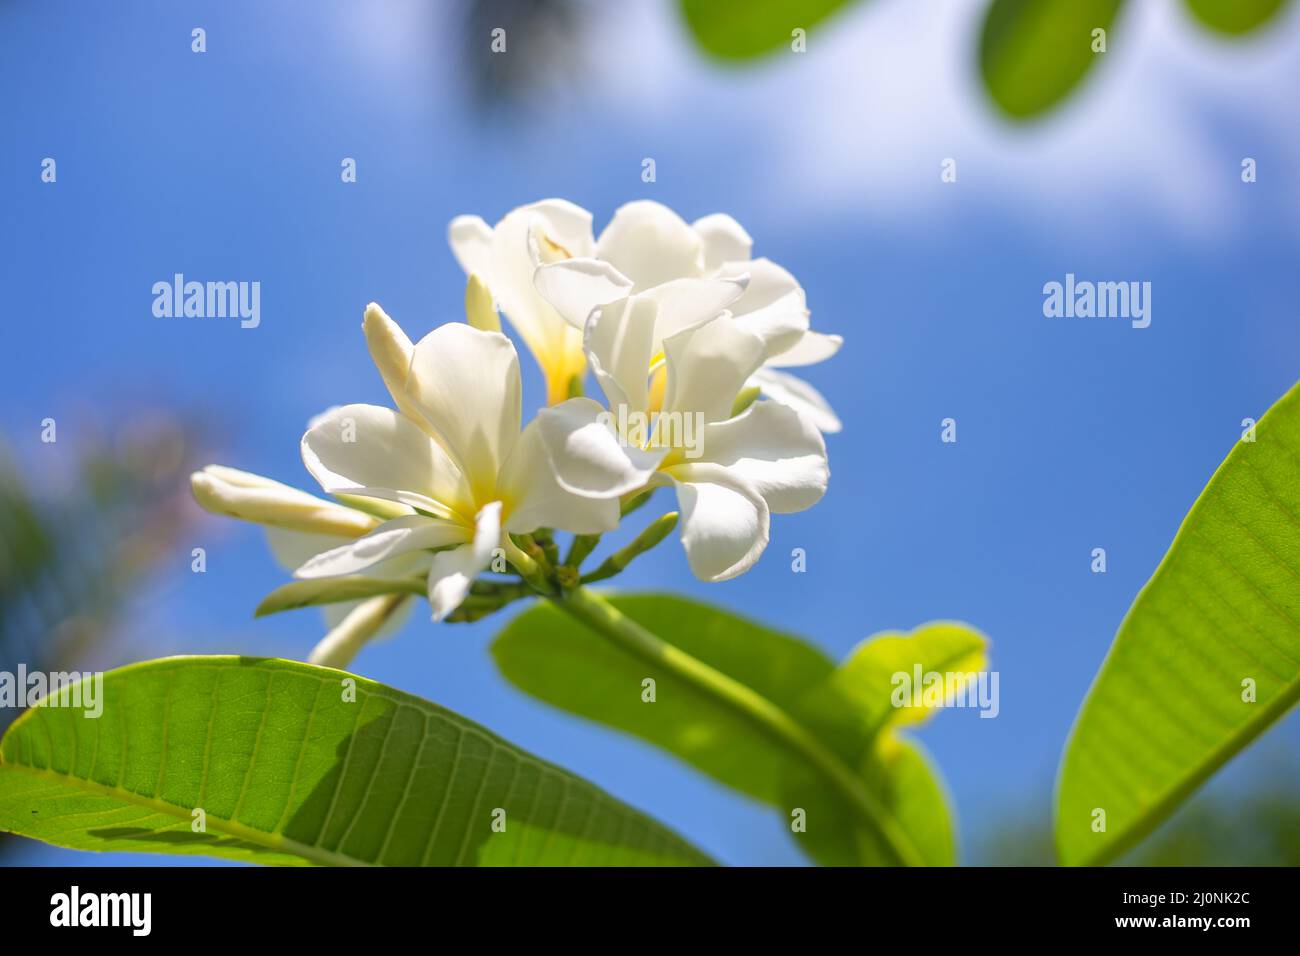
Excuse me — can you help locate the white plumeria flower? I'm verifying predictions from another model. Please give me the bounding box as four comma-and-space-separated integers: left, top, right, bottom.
532, 199, 844, 432
297, 304, 619, 620
448, 200, 596, 407
537, 279, 829, 582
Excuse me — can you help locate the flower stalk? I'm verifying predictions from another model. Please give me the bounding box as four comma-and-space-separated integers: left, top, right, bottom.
581, 512, 679, 584
564, 533, 601, 569
502, 534, 555, 595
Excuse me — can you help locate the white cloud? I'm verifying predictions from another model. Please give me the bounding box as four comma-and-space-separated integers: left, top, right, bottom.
585, 0, 1300, 242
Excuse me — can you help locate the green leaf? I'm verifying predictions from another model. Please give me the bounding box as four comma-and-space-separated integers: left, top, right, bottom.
979, 0, 1124, 120
493, 593, 985, 865
777, 735, 957, 867
810, 622, 989, 753
787, 622, 984, 867
1056, 382, 1300, 866
1185, 0, 1289, 35
254, 576, 426, 617
679, 0, 856, 61
0, 656, 712, 866
497, 594, 835, 805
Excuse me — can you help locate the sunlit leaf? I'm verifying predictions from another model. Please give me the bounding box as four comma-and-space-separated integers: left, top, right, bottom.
1056, 382, 1300, 865
0, 656, 712, 866
811, 622, 989, 748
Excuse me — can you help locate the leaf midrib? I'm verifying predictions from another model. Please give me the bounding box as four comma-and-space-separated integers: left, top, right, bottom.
1075, 668, 1300, 866
1060, 385, 1300, 865
0, 759, 371, 867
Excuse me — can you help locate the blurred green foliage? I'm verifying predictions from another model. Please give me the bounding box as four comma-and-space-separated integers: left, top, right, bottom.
0, 420, 197, 856
676, 0, 1293, 122
679, 0, 853, 60
979, 0, 1122, 120
981, 751, 1300, 866
1185, 0, 1289, 36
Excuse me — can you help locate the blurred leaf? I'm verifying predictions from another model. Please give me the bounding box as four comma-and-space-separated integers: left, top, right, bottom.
813, 622, 988, 747
793, 622, 982, 866
496, 593, 834, 804
982, 752, 1300, 865
0, 429, 201, 859
1134, 763, 1300, 865
1185, 0, 1290, 35
1056, 381, 1300, 866
783, 735, 957, 866
979, 0, 1124, 120
0, 423, 195, 700
679, 0, 856, 61
493, 593, 985, 865
0, 656, 712, 866
255, 576, 426, 617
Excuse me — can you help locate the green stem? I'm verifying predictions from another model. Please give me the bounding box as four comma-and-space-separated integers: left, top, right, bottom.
470, 579, 533, 601
551, 586, 924, 867
581, 513, 678, 584
564, 533, 601, 569
620, 488, 654, 516
532, 528, 561, 566
502, 535, 553, 595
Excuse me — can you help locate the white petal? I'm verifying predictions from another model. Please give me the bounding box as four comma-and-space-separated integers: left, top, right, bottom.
498, 418, 621, 534
596, 200, 704, 291
693, 213, 753, 272
749, 367, 843, 434
264, 527, 353, 574
520, 199, 596, 261
404, 323, 521, 496
427, 501, 501, 621
584, 295, 657, 414
661, 315, 768, 424
665, 463, 769, 582
581, 278, 748, 414
301, 404, 470, 518
534, 258, 633, 330
448, 215, 495, 282
642, 276, 749, 348
697, 400, 829, 512
717, 258, 809, 360
765, 329, 844, 368
294, 515, 468, 579
309, 595, 413, 670
322, 591, 415, 634
269, 525, 432, 585
481, 201, 593, 370
536, 397, 664, 498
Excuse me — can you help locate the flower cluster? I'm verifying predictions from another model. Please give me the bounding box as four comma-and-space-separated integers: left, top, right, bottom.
193, 199, 840, 667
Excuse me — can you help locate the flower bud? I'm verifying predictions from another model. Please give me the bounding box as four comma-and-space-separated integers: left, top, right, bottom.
191, 465, 377, 538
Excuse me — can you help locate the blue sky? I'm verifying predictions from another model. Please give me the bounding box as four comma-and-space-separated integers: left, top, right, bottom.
2, 0, 1298, 866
